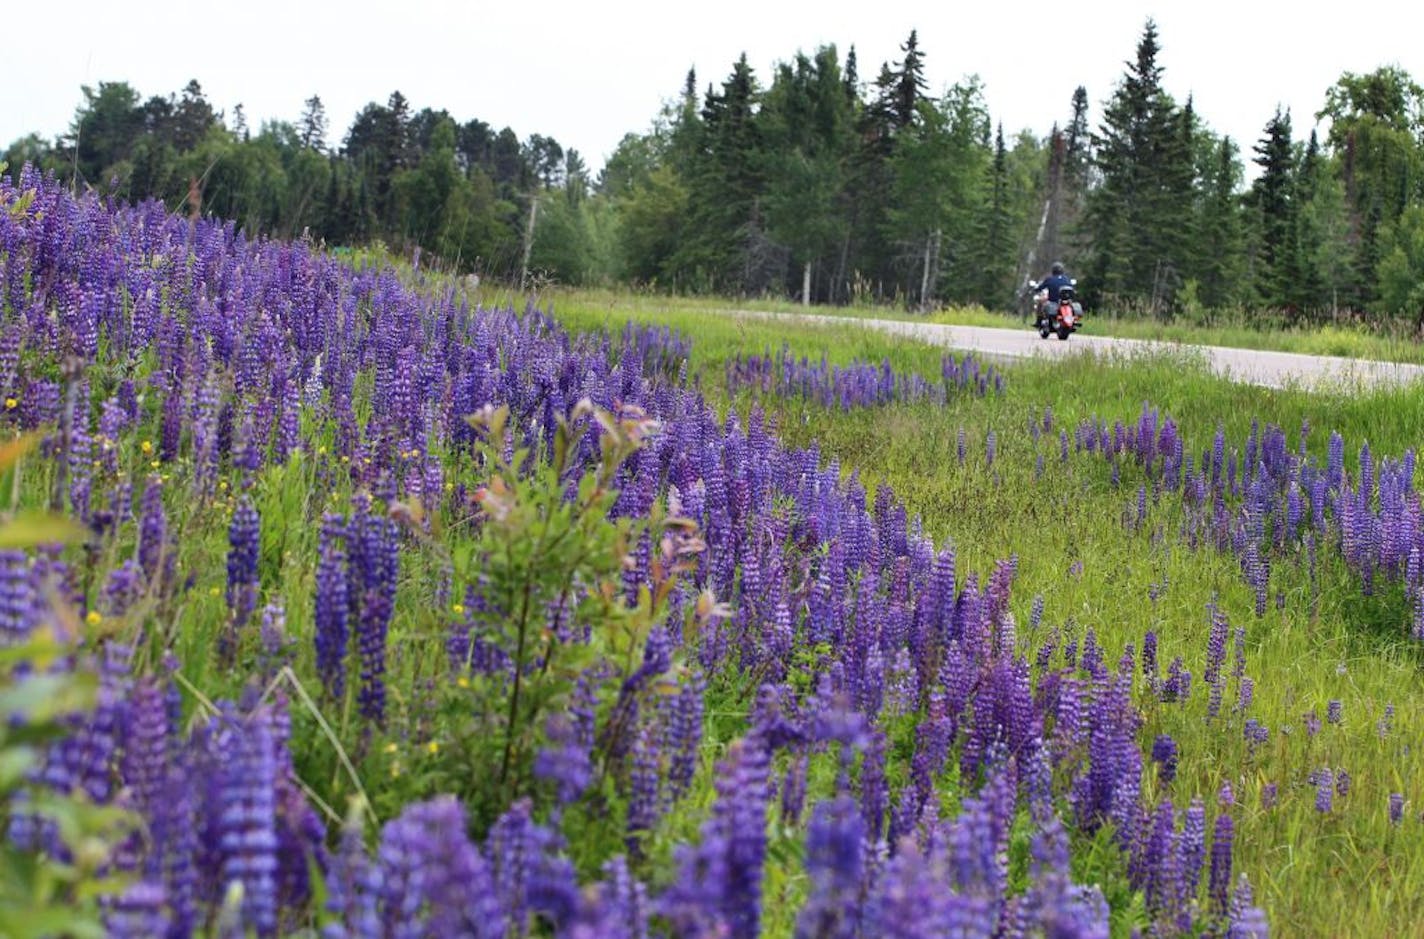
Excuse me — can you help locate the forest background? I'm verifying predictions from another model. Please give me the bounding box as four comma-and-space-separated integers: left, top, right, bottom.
7, 21, 1424, 325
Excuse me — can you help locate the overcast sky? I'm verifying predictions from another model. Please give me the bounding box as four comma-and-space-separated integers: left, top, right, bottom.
4, 1, 1421, 173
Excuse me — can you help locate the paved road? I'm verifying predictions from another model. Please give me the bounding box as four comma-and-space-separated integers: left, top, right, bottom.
715, 310, 1424, 391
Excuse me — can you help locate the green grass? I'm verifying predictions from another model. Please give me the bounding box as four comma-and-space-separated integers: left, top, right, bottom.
552, 295, 1424, 938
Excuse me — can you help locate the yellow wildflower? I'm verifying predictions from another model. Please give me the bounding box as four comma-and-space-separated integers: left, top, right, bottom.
140, 440, 153, 455
85, 610, 103, 626
426, 741, 440, 755
3, 397, 17, 410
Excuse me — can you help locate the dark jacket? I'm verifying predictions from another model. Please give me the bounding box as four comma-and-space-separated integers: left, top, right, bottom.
1038, 273, 1072, 302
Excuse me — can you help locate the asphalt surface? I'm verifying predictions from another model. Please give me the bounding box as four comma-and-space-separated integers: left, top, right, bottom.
714, 310, 1424, 391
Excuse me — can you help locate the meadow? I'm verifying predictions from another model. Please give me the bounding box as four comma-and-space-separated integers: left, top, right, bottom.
2, 170, 1423, 938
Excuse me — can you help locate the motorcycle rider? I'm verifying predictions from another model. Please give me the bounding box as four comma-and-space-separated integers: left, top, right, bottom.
1034, 262, 1072, 327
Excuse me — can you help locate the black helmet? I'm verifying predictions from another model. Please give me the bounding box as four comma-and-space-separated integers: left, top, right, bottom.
1051, 262, 1065, 275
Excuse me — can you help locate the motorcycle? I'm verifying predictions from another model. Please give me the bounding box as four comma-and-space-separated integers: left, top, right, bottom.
1028, 278, 1084, 340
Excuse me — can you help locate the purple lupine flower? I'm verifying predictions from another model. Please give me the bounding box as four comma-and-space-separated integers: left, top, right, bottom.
1228, 875, 1269, 938
137, 475, 169, 589
225, 496, 261, 636
1177, 799, 1207, 921
860, 731, 889, 846
323, 809, 382, 939
496, 801, 582, 931
1142, 799, 1180, 920
1303, 710, 1321, 737
1327, 699, 1343, 725
121, 677, 171, 819
1208, 810, 1234, 917
314, 514, 349, 699
1152, 735, 1178, 784
1237, 677, 1254, 715
1336, 769, 1351, 798
535, 711, 593, 807
1142, 630, 1158, 686
625, 723, 662, 854
780, 754, 809, 826
276, 379, 301, 462
216, 708, 280, 937
795, 794, 864, 939
658, 736, 771, 939
1389, 792, 1404, 825
378, 796, 506, 938
103, 881, 171, 939
0, 549, 38, 638
1161, 656, 1192, 703
1261, 782, 1277, 810
1205, 602, 1230, 720
1315, 768, 1334, 813
356, 511, 399, 724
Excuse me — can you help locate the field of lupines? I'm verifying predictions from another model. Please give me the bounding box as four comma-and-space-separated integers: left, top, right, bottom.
1, 166, 1422, 938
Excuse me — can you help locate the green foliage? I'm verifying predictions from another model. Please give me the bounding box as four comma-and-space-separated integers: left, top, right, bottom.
1376, 205, 1424, 322
394, 400, 708, 839
0, 438, 134, 938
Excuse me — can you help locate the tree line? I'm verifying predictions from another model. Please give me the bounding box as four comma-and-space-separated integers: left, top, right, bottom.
5, 20, 1424, 322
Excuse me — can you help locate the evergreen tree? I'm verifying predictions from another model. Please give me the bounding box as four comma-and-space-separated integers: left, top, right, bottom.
299, 95, 328, 151
1065, 85, 1091, 184
1250, 107, 1296, 305
172, 80, 216, 151
67, 82, 145, 185
1086, 18, 1187, 312
674, 53, 765, 292
1289, 129, 1331, 310
1194, 136, 1246, 308
759, 46, 855, 304
975, 124, 1015, 308
845, 62, 902, 298
892, 30, 928, 129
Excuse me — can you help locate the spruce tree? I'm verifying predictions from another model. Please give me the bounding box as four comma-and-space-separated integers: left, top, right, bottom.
976, 124, 1015, 308
1251, 107, 1296, 306
1086, 18, 1183, 311
299, 95, 328, 151
892, 30, 929, 130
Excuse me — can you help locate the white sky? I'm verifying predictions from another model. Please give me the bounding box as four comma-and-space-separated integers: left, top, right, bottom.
3, 1, 1421, 173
